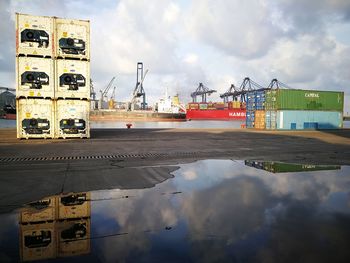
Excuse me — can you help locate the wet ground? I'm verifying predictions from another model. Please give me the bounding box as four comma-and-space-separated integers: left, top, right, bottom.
1, 159, 350, 262
1, 127, 350, 262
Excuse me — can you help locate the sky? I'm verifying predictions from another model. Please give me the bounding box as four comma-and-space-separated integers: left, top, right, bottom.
1, 0, 350, 112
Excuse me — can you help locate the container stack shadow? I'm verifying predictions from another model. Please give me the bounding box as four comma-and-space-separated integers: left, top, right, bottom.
16, 13, 90, 139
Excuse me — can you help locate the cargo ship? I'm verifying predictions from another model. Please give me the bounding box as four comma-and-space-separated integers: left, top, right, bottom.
186, 101, 246, 120
91, 93, 186, 121
90, 110, 186, 121
1, 105, 16, 120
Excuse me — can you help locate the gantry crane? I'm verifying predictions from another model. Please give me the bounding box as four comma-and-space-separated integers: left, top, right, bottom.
220, 84, 239, 103
266, 78, 292, 89
219, 77, 265, 103
191, 83, 216, 103
99, 77, 116, 109
129, 62, 148, 110
108, 86, 116, 109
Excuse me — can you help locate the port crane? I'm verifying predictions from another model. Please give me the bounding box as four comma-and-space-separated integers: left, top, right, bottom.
99, 77, 116, 109
266, 78, 292, 89
90, 79, 99, 110
109, 86, 116, 109
129, 62, 148, 111
220, 84, 240, 103
191, 83, 216, 103
219, 77, 265, 103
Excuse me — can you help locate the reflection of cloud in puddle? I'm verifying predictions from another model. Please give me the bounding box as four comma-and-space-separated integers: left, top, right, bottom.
93, 184, 179, 262
183, 170, 197, 180
91, 161, 350, 262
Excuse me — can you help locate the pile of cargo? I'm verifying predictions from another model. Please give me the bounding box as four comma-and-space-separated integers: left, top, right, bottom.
186, 100, 246, 120
16, 13, 90, 139
246, 88, 344, 130
187, 101, 245, 110
19, 192, 90, 261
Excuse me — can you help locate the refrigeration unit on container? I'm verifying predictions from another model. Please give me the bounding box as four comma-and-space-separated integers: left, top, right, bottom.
57, 192, 91, 219
16, 57, 54, 98
55, 100, 90, 138
20, 222, 56, 262
56, 219, 91, 257
276, 110, 343, 130
55, 59, 90, 99
266, 89, 344, 111
54, 17, 90, 60
16, 98, 54, 139
20, 197, 56, 224
16, 13, 53, 57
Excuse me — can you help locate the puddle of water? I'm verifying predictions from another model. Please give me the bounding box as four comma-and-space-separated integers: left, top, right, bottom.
0, 160, 349, 262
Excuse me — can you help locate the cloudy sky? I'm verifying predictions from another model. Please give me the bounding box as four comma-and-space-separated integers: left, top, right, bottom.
1, 0, 350, 110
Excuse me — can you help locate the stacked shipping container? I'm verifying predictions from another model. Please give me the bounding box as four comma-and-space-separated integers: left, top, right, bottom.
54, 16, 90, 138
265, 89, 344, 130
16, 13, 90, 139
246, 88, 344, 130
246, 90, 266, 129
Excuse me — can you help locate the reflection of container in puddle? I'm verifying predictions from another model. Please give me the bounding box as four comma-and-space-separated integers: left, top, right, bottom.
20, 222, 56, 261
20, 197, 56, 224
245, 160, 341, 173
56, 218, 91, 257
58, 192, 91, 219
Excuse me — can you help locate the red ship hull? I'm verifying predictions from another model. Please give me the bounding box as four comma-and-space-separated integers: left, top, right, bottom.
2, 113, 16, 120
186, 109, 246, 120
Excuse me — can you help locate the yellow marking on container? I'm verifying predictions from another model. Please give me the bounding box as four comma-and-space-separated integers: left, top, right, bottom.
63, 32, 67, 37
37, 92, 41, 96
29, 91, 34, 96
24, 23, 29, 28
26, 113, 31, 118
63, 68, 68, 72
25, 66, 30, 70
32, 50, 37, 55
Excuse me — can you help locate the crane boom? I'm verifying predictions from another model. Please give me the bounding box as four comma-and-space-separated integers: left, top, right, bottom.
191, 83, 216, 103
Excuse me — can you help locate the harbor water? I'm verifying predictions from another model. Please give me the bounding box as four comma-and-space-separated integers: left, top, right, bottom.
1, 119, 350, 129
0, 159, 349, 262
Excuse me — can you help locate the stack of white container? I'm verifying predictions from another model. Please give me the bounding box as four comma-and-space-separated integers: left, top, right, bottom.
16, 13, 90, 139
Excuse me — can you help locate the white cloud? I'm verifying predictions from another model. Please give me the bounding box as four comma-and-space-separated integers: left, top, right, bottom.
1, 0, 350, 108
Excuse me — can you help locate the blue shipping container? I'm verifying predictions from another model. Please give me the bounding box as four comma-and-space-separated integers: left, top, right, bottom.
246, 110, 255, 128
247, 91, 266, 111
275, 110, 343, 130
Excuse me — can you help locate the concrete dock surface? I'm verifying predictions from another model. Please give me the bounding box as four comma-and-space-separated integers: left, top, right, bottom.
1, 128, 350, 212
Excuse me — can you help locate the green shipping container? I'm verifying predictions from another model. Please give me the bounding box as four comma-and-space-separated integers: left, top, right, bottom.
265, 89, 344, 111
